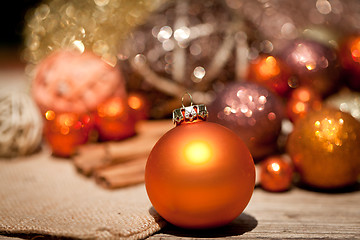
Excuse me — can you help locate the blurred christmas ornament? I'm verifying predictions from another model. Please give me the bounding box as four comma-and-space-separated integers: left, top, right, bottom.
339, 35, 360, 90
145, 94, 255, 228
286, 86, 322, 122
231, 0, 360, 53
0, 83, 43, 158
287, 107, 360, 189
208, 82, 284, 159
247, 54, 294, 97
95, 97, 136, 141
23, 0, 164, 67
44, 111, 93, 157
260, 155, 293, 192
282, 39, 341, 96
326, 88, 360, 121
32, 50, 125, 114
127, 92, 150, 121
120, 0, 253, 117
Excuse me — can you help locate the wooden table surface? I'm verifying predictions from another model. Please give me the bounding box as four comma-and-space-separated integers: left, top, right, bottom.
149, 185, 360, 239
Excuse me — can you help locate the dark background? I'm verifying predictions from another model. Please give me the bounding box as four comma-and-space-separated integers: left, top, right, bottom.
0, 0, 41, 65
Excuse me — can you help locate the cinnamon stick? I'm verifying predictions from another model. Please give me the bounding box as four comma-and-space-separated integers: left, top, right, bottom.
94, 157, 147, 189
73, 120, 173, 175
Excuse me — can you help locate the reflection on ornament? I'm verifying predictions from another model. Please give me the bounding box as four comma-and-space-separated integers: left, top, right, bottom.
247, 54, 294, 97
260, 156, 293, 192
145, 97, 255, 229
287, 107, 360, 189
286, 86, 322, 122
23, 0, 164, 66
283, 39, 340, 96
326, 89, 360, 121
32, 50, 125, 114
121, 0, 253, 117
209, 82, 283, 159
95, 97, 136, 141
44, 111, 93, 157
127, 92, 150, 121
340, 36, 360, 90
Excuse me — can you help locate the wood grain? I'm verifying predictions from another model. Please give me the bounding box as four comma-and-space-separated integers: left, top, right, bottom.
148, 186, 360, 239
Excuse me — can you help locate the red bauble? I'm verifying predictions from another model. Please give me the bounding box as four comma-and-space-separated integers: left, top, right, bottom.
339, 35, 360, 90
44, 111, 93, 157
145, 105, 255, 229
286, 86, 322, 122
247, 54, 293, 97
127, 92, 150, 121
282, 39, 341, 97
209, 82, 284, 159
95, 97, 136, 141
260, 156, 293, 192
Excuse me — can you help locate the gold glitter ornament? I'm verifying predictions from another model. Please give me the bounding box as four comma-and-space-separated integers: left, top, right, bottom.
287, 107, 360, 189
23, 0, 165, 68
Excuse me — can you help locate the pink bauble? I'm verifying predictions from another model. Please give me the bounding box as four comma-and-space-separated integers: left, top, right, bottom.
32, 50, 126, 114
209, 82, 284, 160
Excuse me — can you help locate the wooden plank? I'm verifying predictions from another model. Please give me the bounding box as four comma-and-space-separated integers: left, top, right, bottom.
148, 187, 360, 239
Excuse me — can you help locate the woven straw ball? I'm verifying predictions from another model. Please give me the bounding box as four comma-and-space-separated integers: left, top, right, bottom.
0, 85, 43, 157
32, 50, 126, 114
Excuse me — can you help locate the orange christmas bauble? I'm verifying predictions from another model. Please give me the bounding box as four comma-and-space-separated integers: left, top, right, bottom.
247, 54, 293, 97
95, 97, 136, 141
145, 104, 255, 229
286, 86, 322, 122
43, 111, 93, 157
287, 107, 360, 189
260, 156, 293, 192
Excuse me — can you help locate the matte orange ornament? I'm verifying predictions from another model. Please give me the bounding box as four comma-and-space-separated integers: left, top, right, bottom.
260, 156, 293, 192
145, 95, 255, 229
44, 111, 93, 157
287, 107, 360, 189
95, 97, 136, 141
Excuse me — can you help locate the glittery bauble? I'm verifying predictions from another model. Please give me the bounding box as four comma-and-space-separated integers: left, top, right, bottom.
287, 107, 360, 189
95, 97, 136, 141
339, 36, 360, 90
282, 39, 341, 97
326, 89, 360, 122
209, 82, 284, 159
120, 0, 253, 117
247, 54, 294, 97
146, 121, 255, 229
23, 0, 164, 66
44, 111, 93, 157
32, 50, 125, 114
260, 156, 293, 192
127, 92, 150, 121
286, 86, 322, 122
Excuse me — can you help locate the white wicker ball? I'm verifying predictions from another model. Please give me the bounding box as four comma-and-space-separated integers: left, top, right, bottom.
0, 83, 43, 157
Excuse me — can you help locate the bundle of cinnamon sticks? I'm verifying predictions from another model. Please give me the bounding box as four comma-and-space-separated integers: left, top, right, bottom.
73, 120, 173, 189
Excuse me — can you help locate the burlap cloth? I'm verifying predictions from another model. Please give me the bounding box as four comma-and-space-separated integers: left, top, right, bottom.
0, 151, 166, 239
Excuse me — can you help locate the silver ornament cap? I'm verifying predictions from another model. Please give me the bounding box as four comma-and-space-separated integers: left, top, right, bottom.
172, 92, 208, 125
